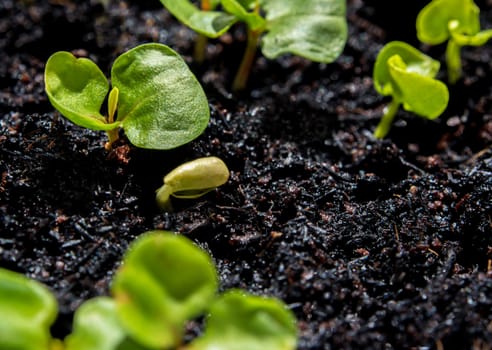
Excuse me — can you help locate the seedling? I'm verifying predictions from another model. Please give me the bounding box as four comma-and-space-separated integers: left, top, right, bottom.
159, 0, 347, 91
45, 43, 210, 150
156, 156, 230, 211
372, 41, 449, 139
416, 0, 492, 83
1, 231, 297, 350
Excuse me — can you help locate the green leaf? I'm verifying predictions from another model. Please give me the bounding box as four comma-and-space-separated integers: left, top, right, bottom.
373, 41, 440, 97
45, 51, 118, 131
111, 43, 210, 150
111, 231, 218, 349
449, 21, 492, 46
65, 297, 148, 350
220, 0, 266, 31
0, 268, 58, 350
416, 0, 480, 45
260, 0, 347, 63
160, 0, 237, 37
388, 55, 449, 119
188, 290, 297, 350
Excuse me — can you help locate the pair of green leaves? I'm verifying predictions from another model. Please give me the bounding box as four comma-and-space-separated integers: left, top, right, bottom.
45, 43, 210, 150
0, 232, 297, 350
160, 0, 348, 64
372, 41, 449, 138
416, 0, 492, 83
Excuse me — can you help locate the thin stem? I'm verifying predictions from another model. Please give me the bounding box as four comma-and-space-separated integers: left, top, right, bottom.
193, 0, 214, 64
232, 0, 262, 91
374, 99, 401, 139
446, 39, 462, 84
105, 87, 120, 150
193, 34, 208, 64
232, 27, 260, 91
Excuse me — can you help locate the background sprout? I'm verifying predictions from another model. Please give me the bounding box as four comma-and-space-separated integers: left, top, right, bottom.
45, 43, 210, 150
188, 290, 298, 350
159, 0, 347, 91
156, 156, 230, 212
372, 41, 449, 139
416, 0, 492, 83
0, 268, 58, 350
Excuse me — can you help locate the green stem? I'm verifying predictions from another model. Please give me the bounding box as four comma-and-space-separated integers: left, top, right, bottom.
193, 34, 208, 64
232, 27, 260, 92
156, 184, 174, 212
105, 87, 120, 150
374, 99, 400, 139
193, 0, 214, 64
446, 39, 462, 84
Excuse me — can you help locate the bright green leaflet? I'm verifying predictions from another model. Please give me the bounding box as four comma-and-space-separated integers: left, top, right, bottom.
188, 290, 297, 350
159, 0, 237, 37
45, 43, 210, 150
159, 0, 347, 90
65, 297, 147, 350
416, 0, 480, 45
221, 0, 265, 31
45, 52, 117, 131
111, 231, 218, 349
372, 41, 449, 139
0, 268, 58, 350
416, 0, 492, 83
111, 44, 210, 149
260, 0, 347, 63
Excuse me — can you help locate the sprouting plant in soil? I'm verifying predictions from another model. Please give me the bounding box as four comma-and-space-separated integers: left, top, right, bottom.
159, 0, 348, 91
44, 43, 210, 150
416, 0, 492, 84
0, 231, 297, 350
156, 156, 230, 212
372, 41, 449, 139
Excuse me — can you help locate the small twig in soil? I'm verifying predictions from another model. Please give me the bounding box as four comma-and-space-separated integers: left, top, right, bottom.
399, 156, 427, 176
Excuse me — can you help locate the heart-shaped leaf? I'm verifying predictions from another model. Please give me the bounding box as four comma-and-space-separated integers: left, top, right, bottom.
260, 0, 347, 63
188, 290, 297, 350
0, 268, 58, 350
45, 52, 118, 131
416, 0, 480, 44
160, 0, 237, 37
112, 43, 210, 149
388, 55, 449, 119
111, 231, 218, 349
373, 41, 440, 97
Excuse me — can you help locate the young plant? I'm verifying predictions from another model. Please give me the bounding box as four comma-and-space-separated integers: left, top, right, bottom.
156, 156, 230, 211
0, 231, 297, 350
159, 0, 348, 91
416, 0, 492, 83
45, 43, 210, 150
372, 41, 449, 139
71, 231, 297, 349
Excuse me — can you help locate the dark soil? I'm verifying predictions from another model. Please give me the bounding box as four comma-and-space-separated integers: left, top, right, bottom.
1, 0, 492, 348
